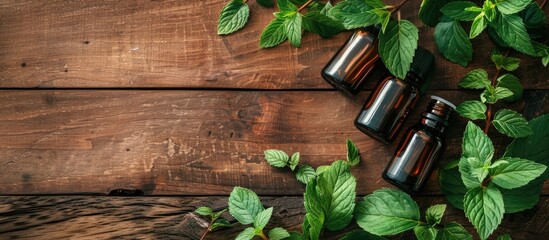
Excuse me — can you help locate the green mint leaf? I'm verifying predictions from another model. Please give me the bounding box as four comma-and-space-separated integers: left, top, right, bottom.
458, 69, 490, 89
439, 222, 473, 240
289, 152, 300, 171
195, 206, 213, 216
489, 159, 509, 169
496, 74, 522, 101
260, 18, 288, 48
459, 156, 487, 189
441, 1, 480, 21
369, 8, 391, 33
495, 12, 535, 55
340, 230, 387, 240
229, 187, 265, 225
278, 0, 298, 12
355, 188, 420, 235
439, 160, 467, 210
482, 86, 513, 104
268, 227, 290, 240
211, 219, 232, 231
496, 0, 532, 15
532, 41, 549, 66
212, 209, 228, 220
503, 115, 549, 212
379, 19, 419, 79
543, 56, 549, 67
490, 157, 547, 189
456, 100, 487, 120
346, 139, 360, 166
328, 0, 378, 29
218, 0, 250, 35
256, 0, 274, 8
521, 3, 546, 29
434, 20, 473, 67
365, 0, 385, 9
414, 225, 438, 240
419, 0, 448, 26
304, 180, 325, 240
425, 204, 446, 225
236, 227, 256, 240
253, 207, 273, 230
462, 122, 494, 165
492, 109, 532, 138
483, 0, 496, 22
302, 12, 344, 38
497, 234, 512, 240
264, 149, 290, 168
296, 165, 316, 184
463, 186, 504, 240
320, 2, 334, 15
315, 165, 330, 175
318, 160, 356, 231
284, 12, 303, 48
469, 13, 487, 39
491, 50, 521, 71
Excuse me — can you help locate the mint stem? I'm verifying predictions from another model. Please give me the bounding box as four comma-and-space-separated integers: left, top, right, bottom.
297, 0, 315, 12
484, 49, 511, 134
391, 0, 411, 13
199, 219, 214, 240
541, 0, 547, 9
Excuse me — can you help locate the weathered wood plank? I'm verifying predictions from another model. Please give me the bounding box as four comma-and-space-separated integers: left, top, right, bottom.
0, 0, 547, 89
1, 196, 548, 239
1, 90, 547, 195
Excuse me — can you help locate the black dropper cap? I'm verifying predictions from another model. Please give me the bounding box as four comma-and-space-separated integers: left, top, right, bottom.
409, 47, 435, 81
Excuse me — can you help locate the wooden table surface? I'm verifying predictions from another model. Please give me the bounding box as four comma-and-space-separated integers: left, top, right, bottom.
0, 1, 548, 239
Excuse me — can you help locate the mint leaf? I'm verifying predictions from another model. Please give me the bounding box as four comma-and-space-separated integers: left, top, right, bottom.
434, 20, 473, 67
369, 8, 391, 33
425, 204, 446, 225
328, 0, 378, 29
236, 227, 256, 240
495, 12, 535, 55
302, 12, 344, 38
439, 222, 473, 240
469, 13, 487, 39
439, 160, 467, 209
254, 207, 273, 230
229, 187, 265, 225
315, 165, 330, 175
497, 234, 512, 240
264, 149, 289, 167
296, 165, 316, 184
211, 219, 232, 231
521, 3, 546, 29
492, 109, 532, 138
503, 114, 549, 212
260, 18, 288, 48
459, 156, 487, 189
464, 186, 504, 240
218, 0, 250, 35
462, 122, 494, 164
318, 160, 356, 231
365, 0, 385, 9
304, 180, 325, 240
355, 188, 420, 235
346, 139, 360, 166
256, 0, 274, 8
458, 69, 490, 89
414, 225, 438, 240
490, 157, 546, 189
195, 206, 213, 216
268, 227, 290, 240
419, 0, 448, 26
483, 0, 496, 22
284, 12, 303, 47
340, 230, 387, 240
278, 0, 297, 12
491, 51, 521, 71
379, 19, 419, 79
481, 86, 514, 104
441, 1, 480, 21
496, 74, 522, 102
497, 0, 532, 15
289, 152, 300, 171
456, 100, 487, 120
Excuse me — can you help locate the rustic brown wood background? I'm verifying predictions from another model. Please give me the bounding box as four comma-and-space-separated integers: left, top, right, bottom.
0, 0, 548, 239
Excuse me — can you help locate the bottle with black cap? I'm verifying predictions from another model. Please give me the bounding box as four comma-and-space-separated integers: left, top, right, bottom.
354, 47, 435, 143
321, 26, 384, 97
383, 95, 456, 193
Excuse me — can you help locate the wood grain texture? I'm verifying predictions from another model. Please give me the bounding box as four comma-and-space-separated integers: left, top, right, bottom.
1, 196, 548, 239
1, 90, 548, 195
0, 0, 547, 89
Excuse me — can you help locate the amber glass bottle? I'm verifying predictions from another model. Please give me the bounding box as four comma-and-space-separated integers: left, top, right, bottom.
382, 96, 455, 193
354, 47, 434, 143
321, 27, 381, 97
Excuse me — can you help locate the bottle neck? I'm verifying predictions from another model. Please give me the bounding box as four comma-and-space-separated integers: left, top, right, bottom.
419, 99, 454, 135
403, 71, 422, 86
